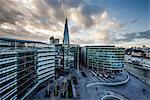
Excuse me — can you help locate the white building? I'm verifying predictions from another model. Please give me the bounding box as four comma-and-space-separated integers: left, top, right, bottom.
37, 44, 55, 84
0, 50, 17, 100
0, 38, 56, 100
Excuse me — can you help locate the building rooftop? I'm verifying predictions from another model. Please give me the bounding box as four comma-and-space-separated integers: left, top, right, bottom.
0, 37, 46, 44
86, 45, 115, 48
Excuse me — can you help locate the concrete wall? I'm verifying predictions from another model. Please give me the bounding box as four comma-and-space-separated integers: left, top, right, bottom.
125, 63, 150, 86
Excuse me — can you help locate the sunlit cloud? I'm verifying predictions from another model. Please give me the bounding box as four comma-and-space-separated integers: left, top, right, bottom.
0, 0, 149, 47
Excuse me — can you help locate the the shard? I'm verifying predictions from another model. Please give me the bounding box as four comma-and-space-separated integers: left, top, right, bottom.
63, 18, 69, 44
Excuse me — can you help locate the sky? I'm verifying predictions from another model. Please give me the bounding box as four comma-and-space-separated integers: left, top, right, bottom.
0, 0, 149, 47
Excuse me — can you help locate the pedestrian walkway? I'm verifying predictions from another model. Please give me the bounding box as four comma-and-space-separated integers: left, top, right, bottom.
87, 70, 130, 87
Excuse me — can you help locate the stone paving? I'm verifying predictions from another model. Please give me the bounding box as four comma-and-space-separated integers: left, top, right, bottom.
33, 66, 150, 100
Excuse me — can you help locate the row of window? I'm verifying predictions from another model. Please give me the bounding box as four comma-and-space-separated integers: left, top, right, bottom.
18, 74, 36, 89
89, 60, 124, 63
0, 54, 16, 59
0, 69, 17, 78
38, 54, 55, 58
38, 50, 55, 53
88, 53, 124, 56
87, 50, 124, 53
17, 70, 36, 81
87, 48, 124, 50
18, 57, 35, 64
17, 77, 36, 99
38, 58, 55, 63
38, 65, 54, 72
0, 62, 16, 69
38, 69, 54, 77
18, 67, 36, 79
18, 64, 36, 74
0, 65, 17, 73
18, 52, 35, 57
18, 61, 35, 70
89, 58, 124, 61
0, 77, 16, 89
89, 59, 124, 62
89, 63, 124, 67
17, 54, 35, 59
0, 84, 17, 97
5, 91, 17, 100
89, 57, 124, 59
38, 62, 54, 67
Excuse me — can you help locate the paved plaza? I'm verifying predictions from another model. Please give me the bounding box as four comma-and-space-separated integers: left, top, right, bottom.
33, 65, 150, 100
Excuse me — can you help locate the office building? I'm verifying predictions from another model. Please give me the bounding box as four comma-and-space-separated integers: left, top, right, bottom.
50, 36, 59, 44
63, 44, 79, 70
0, 48, 38, 99
37, 44, 55, 83
83, 46, 125, 73
0, 38, 45, 49
125, 47, 150, 58
0, 50, 17, 100
55, 44, 64, 75
54, 44, 79, 74
17, 49, 37, 99
0, 38, 56, 99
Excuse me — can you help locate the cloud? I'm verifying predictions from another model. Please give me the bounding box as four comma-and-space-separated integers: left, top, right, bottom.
0, 0, 108, 43
114, 30, 150, 42
0, 0, 148, 47
45, 0, 83, 8
130, 19, 138, 23
0, 26, 48, 41
71, 37, 94, 44
0, 0, 23, 24
44, 0, 83, 23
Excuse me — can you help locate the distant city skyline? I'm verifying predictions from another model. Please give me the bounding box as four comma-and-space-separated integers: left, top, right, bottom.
0, 0, 149, 47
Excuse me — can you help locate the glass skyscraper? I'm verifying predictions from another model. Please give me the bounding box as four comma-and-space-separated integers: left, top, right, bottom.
63, 18, 69, 44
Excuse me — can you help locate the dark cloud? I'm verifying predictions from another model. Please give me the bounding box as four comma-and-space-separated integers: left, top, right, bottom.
79, 0, 105, 28
34, 0, 49, 17
0, 28, 48, 41
0, 0, 105, 33
0, 0, 22, 24
45, 0, 62, 9
80, 2, 105, 28
130, 19, 138, 23
81, 3, 103, 16
115, 30, 150, 42
44, 0, 105, 28
62, 0, 83, 8
44, 0, 83, 23
45, 0, 83, 9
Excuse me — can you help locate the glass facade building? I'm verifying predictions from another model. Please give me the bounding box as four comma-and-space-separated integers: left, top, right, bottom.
17, 49, 37, 99
0, 51, 17, 100
86, 46, 125, 71
0, 49, 38, 99
0, 38, 55, 99
63, 44, 79, 70
63, 19, 69, 44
